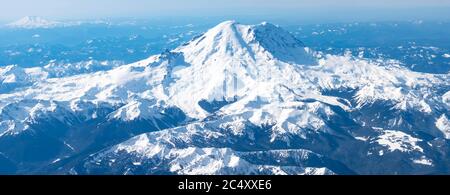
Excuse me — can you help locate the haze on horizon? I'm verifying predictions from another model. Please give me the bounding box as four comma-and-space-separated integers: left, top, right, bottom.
1, 0, 450, 23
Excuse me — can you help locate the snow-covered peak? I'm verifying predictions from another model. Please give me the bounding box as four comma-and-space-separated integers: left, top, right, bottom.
166, 21, 318, 118
175, 20, 315, 66
7, 16, 61, 29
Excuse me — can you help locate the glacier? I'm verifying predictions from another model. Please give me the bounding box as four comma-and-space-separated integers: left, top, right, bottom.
0, 21, 449, 175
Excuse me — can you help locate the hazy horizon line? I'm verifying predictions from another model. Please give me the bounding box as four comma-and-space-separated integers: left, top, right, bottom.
2, 5, 450, 25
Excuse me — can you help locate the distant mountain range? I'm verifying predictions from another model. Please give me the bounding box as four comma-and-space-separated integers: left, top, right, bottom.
4, 16, 122, 29
0, 21, 449, 175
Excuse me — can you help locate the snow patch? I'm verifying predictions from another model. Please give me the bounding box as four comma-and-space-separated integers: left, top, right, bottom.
375, 130, 423, 153
412, 156, 433, 166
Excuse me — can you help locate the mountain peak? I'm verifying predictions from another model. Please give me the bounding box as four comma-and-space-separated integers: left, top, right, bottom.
217, 20, 239, 26
7, 16, 60, 29
157, 21, 315, 118
176, 20, 315, 66
214, 20, 275, 30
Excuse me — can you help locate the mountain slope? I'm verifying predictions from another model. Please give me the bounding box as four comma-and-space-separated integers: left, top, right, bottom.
0, 21, 449, 174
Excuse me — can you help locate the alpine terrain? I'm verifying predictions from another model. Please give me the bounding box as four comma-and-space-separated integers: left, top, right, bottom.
0, 21, 449, 175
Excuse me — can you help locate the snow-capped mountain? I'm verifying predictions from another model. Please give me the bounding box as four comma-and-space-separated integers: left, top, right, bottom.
4, 17, 144, 29
0, 21, 449, 175
6, 16, 62, 29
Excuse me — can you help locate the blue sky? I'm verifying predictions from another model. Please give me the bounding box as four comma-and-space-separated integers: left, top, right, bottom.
1, 0, 450, 22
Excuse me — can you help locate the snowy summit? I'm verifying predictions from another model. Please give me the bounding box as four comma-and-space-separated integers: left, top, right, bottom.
6, 16, 61, 29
